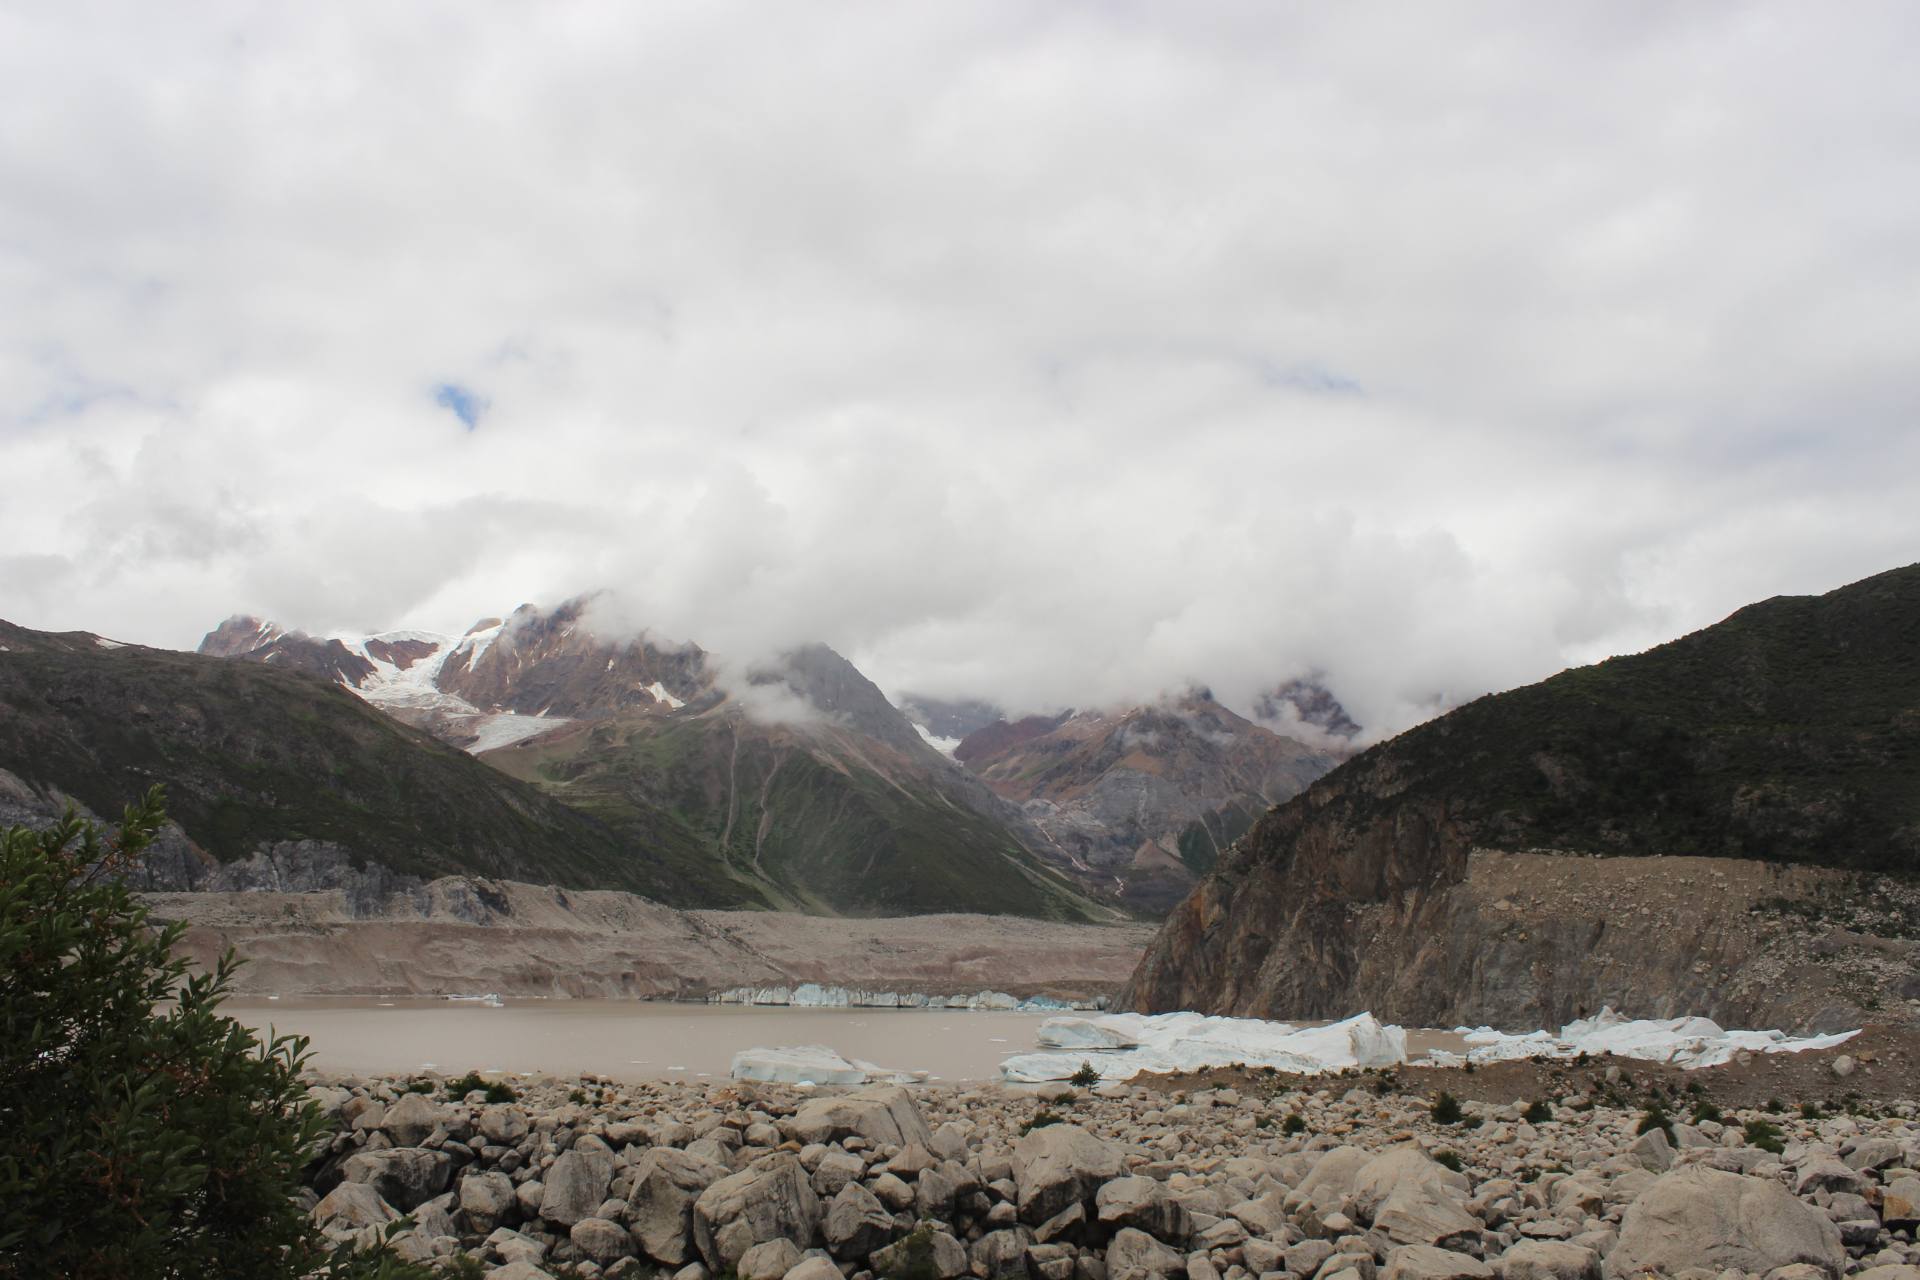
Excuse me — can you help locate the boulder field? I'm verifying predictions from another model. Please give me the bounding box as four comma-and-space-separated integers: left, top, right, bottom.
303, 1072, 1920, 1279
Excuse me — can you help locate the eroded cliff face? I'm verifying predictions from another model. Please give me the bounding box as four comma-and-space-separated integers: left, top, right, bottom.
1122, 784, 1920, 1034
1123, 566, 1920, 1034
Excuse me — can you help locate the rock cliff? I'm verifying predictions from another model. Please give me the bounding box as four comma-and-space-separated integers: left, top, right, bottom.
1123, 564, 1920, 1032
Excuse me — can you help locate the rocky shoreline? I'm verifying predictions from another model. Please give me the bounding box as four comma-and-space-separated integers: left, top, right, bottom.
306, 1042, 1920, 1279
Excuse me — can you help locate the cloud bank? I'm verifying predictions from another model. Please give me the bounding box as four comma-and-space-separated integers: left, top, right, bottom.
4, 2, 1919, 737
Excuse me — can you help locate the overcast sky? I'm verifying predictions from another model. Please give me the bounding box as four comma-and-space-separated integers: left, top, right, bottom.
4, 1, 1918, 736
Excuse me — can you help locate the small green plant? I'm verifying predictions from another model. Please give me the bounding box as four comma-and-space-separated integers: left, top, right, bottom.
402, 1079, 435, 1095
879, 1224, 942, 1280
569, 1089, 588, 1105
1020, 1109, 1066, 1135
444, 1071, 519, 1104
438, 1256, 488, 1280
1689, 1098, 1722, 1124
1281, 1113, 1307, 1136
1433, 1150, 1463, 1173
1069, 1061, 1101, 1088
1743, 1118, 1785, 1154
1429, 1092, 1464, 1125
1799, 1100, 1822, 1120
1636, 1103, 1673, 1141
1765, 1097, 1784, 1113
1522, 1099, 1553, 1125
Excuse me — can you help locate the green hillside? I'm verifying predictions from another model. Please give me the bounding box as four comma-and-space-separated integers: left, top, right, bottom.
486, 710, 1115, 920
1295, 563, 1920, 870
0, 621, 758, 905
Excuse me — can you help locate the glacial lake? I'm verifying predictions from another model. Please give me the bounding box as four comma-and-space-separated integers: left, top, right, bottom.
225, 998, 1482, 1083
225, 998, 1066, 1083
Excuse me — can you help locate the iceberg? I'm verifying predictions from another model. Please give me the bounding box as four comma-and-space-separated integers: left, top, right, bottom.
1002, 1012, 1407, 1082
707, 985, 1102, 1011
728, 1044, 926, 1087
1456, 1007, 1860, 1069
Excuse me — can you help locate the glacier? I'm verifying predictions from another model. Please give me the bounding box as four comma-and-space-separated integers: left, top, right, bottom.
706, 983, 1105, 1012
999, 1006, 1861, 1082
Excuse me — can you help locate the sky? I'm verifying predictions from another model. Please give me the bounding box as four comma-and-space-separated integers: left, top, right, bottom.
4, 1, 1918, 738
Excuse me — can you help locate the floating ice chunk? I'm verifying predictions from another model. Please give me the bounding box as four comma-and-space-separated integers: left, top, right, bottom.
729, 1044, 925, 1086
1036, 1020, 1136, 1051
1453, 1006, 1860, 1069
1002, 1012, 1407, 1082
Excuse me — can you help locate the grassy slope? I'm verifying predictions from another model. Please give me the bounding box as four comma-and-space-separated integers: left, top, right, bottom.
1290, 563, 1920, 871
0, 623, 754, 904
486, 711, 1113, 920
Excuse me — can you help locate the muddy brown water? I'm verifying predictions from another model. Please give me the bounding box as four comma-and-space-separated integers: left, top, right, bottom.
226, 998, 1474, 1083
227, 999, 1074, 1083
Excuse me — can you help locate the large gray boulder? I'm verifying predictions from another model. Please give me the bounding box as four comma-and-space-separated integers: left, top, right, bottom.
871, 1227, 971, 1280
1384, 1245, 1493, 1280
540, 1146, 617, 1228
1605, 1166, 1845, 1279
379, 1091, 443, 1147
783, 1084, 933, 1148
1107, 1226, 1185, 1280
1012, 1124, 1125, 1226
572, 1216, 636, 1266
1096, 1176, 1191, 1242
338, 1148, 453, 1211
1351, 1147, 1480, 1252
312, 1181, 399, 1230
1491, 1240, 1599, 1280
628, 1147, 733, 1264
823, 1180, 893, 1260
1294, 1145, 1374, 1216
693, 1152, 822, 1272
459, 1169, 519, 1231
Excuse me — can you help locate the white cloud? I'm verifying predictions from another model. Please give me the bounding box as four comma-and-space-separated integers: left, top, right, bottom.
3, 1, 1919, 738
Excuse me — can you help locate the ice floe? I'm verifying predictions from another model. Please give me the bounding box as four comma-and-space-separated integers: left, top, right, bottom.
999, 1006, 1860, 1082
1001, 1012, 1406, 1082
708, 983, 1103, 1011
1434, 1007, 1861, 1070
729, 1044, 926, 1086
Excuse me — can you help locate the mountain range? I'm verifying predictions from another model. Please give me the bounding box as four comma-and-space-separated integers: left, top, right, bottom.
0, 596, 1347, 921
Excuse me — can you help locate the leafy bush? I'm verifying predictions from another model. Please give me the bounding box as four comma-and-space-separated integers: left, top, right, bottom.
1432, 1150, 1463, 1172
1743, 1118, 1786, 1154
1281, 1113, 1307, 1136
444, 1071, 519, 1104
0, 790, 428, 1279
1429, 1092, 1464, 1125
1636, 1103, 1674, 1141
1690, 1099, 1722, 1124
1069, 1061, 1101, 1088
1799, 1100, 1822, 1119
879, 1225, 942, 1280
1522, 1099, 1553, 1125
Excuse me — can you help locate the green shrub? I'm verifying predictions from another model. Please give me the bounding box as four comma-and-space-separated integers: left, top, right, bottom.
1522, 1099, 1553, 1125
444, 1071, 518, 1104
0, 790, 429, 1279
1636, 1103, 1674, 1141
1069, 1061, 1101, 1088
1281, 1113, 1307, 1136
1429, 1092, 1464, 1125
1433, 1150, 1463, 1173
1690, 1099, 1722, 1124
1743, 1118, 1785, 1154
880, 1224, 942, 1280
1799, 1100, 1822, 1119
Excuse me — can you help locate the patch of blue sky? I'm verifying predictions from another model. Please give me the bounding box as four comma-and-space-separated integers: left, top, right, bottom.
433, 382, 488, 430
